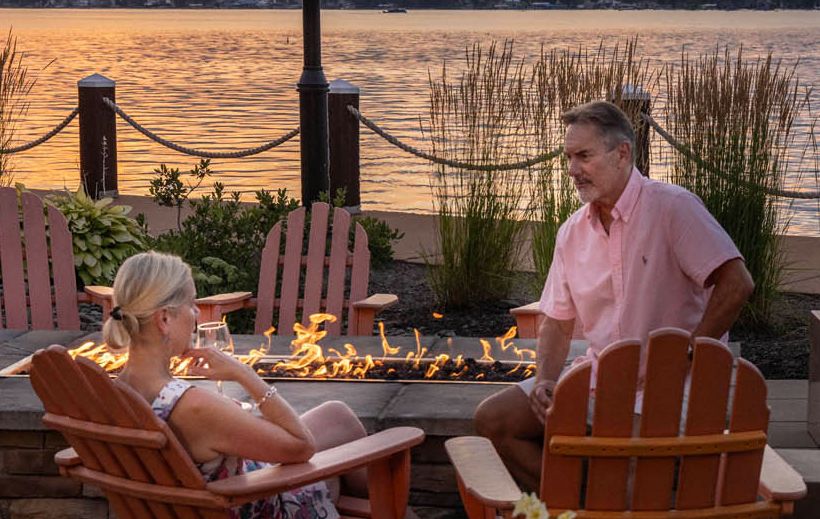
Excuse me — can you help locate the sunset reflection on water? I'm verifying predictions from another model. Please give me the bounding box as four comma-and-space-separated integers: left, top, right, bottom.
2, 9, 818, 234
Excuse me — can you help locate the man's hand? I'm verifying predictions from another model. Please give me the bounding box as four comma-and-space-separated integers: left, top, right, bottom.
529, 379, 557, 424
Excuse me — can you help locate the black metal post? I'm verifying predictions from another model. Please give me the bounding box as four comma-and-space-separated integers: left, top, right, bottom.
298, 0, 329, 207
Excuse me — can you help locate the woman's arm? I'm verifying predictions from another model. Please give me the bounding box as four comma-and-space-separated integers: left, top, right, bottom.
171, 347, 316, 465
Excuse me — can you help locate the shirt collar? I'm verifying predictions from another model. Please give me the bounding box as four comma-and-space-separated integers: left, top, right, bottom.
584, 166, 644, 226
611, 166, 644, 224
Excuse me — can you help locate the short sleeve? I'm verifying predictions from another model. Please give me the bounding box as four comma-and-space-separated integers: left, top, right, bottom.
668, 191, 742, 288
538, 243, 576, 321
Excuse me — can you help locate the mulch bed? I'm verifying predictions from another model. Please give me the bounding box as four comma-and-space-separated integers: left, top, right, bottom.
370, 260, 819, 380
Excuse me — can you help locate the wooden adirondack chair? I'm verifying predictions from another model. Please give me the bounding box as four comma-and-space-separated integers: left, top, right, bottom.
446, 328, 807, 518
196, 202, 398, 336
0, 187, 111, 330
30, 344, 425, 519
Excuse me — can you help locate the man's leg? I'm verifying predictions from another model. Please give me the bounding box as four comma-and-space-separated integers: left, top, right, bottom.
474, 385, 544, 492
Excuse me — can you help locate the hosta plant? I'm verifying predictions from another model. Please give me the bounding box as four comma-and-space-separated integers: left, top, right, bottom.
45, 186, 146, 286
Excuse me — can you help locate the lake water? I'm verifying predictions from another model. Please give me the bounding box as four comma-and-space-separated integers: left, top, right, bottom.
2, 9, 818, 234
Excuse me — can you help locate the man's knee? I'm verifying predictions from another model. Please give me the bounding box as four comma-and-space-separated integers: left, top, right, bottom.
474, 387, 528, 440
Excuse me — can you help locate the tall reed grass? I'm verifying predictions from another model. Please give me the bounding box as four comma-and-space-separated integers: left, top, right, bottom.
663, 47, 814, 328
426, 41, 533, 307
0, 30, 36, 186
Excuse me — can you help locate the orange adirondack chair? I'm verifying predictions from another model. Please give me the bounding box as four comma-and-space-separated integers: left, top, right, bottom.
0, 187, 111, 330
30, 344, 425, 519
446, 328, 807, 518
196, 202, 398, 336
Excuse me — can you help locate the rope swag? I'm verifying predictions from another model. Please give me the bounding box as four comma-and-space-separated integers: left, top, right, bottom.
102, 97, 299, 159
347, 105, 564, 172
0, 107, 79, 154
643, 113, 819, 200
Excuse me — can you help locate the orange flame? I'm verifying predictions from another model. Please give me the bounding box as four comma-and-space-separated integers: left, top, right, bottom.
66, 314, 535, 383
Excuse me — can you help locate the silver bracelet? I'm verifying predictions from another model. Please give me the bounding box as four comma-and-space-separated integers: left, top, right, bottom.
255, 385, 278, 409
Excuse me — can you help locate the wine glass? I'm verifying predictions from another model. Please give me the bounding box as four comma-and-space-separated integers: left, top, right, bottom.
196, 321, 234, 395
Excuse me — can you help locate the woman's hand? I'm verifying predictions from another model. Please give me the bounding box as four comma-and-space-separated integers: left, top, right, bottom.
182, 347, 252, 383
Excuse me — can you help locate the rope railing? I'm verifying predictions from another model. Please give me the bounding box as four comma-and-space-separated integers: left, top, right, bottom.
0, 107, 79, 154
102, 97, 299, 159
643, 113, 819, 200
347, 105, 563, 172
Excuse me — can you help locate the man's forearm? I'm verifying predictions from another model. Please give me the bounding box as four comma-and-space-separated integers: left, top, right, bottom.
693, 258, 754, 339
536, 316, 574, 382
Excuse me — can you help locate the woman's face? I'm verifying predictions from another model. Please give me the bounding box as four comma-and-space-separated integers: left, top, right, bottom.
167, 278, 199, 355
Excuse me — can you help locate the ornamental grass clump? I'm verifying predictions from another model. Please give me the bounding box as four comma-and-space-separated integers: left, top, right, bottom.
0, 30, 37, 186
663, 47, 813, 328
528, 38, 657, 287
426, 41, 532, 307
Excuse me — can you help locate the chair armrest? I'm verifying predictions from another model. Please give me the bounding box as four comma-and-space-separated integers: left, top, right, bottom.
207, 426, 424, 506
509, 302, 541, 316
54, 447, 81, 467
196, 292, 254, 306
352, 293, 399, 312
444, 436, 521, 510
80, 285, 114, 321
759, 445, 807, 502
195, 292, 254, 323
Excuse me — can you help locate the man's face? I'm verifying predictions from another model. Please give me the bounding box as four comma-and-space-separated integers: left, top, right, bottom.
563, 122, 632, 210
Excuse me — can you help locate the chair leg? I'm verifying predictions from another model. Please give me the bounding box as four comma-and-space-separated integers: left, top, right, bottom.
367, 450, 411, 519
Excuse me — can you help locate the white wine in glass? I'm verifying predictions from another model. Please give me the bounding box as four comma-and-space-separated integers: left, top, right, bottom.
196, 321, 234, 395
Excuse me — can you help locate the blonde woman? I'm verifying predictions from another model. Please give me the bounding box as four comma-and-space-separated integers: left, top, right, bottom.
103, 251, 367, 519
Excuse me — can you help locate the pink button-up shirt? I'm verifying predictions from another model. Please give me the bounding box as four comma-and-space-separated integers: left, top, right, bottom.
539, 168, 741, 401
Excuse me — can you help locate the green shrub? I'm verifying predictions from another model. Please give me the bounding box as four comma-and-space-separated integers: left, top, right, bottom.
356, 216, 404, 269
148, 183, 300, 296
45, 186, 146, 286
148, 158, 212, 230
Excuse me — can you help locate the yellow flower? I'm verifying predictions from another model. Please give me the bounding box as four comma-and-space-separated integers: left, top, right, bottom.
513, 492, 549, 519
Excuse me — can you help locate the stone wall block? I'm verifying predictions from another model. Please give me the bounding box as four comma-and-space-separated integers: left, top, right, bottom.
2, 449, 60, 475
9, 498, 108, 519
81, 484, 106, 499
44, 432, 69, 450
0, 476, 81, 498
0, 432, 43, 449
411, 464, 458, 494
412, 436, 450, 464
410, 490, 463, 508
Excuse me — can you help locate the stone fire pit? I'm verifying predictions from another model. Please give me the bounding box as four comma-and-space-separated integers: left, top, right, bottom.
1, 328, 598, 519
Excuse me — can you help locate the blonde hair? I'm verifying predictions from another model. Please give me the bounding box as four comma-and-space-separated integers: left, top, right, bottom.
103, 251, 193, 349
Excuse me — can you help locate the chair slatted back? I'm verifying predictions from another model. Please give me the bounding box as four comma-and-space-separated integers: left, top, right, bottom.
255, 202, 371, 336
30, 345, 227, 519
0, 187, 80, 330
540, 329, 773, 517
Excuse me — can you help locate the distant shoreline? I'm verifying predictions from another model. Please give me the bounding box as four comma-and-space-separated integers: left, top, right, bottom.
1, 6, 817, 10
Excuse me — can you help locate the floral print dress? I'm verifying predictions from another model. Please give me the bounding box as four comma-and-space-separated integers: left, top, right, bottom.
152, 379, 339, 519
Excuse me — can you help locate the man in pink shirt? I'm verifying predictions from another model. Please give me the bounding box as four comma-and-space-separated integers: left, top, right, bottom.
474, 101, 754, 492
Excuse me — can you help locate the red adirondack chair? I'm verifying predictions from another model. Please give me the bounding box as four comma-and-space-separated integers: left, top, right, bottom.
31, 344, 425, 519
446, 328, 807, 518
0, 187, 111, 330
196, 202, 398, 336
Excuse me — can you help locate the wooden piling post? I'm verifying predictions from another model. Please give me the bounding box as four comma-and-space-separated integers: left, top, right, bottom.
78, 74, 118, 199
328, 79, 361, 213
620, 85, 651, 177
